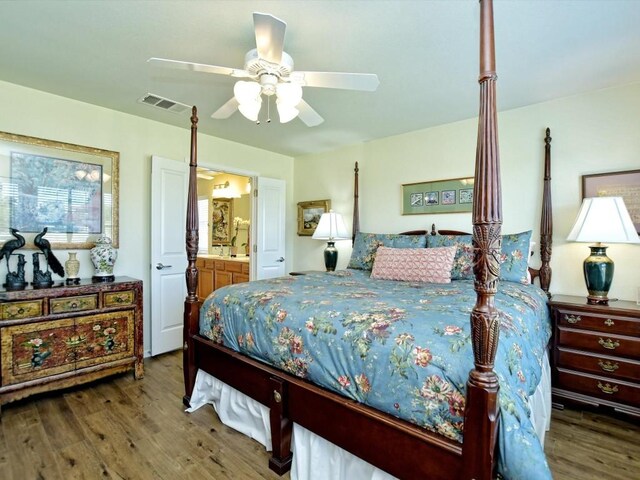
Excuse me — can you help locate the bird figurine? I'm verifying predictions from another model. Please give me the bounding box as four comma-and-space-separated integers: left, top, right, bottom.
34, 227, 65, 277
0, 228, 26, 270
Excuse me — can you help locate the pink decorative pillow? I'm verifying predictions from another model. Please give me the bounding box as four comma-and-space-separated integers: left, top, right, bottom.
371, 246, 457, 283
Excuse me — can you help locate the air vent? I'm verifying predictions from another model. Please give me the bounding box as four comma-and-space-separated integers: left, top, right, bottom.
138, 93, 190, 114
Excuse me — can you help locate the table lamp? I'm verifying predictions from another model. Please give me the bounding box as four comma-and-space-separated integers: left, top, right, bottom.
567, 196, 640, 305
312, 210, 350, 271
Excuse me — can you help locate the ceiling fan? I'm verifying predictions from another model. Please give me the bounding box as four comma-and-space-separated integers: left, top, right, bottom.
148, 12, 379, 127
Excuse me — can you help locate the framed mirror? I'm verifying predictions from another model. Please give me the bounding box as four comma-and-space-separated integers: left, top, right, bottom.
0, 131, 119, 249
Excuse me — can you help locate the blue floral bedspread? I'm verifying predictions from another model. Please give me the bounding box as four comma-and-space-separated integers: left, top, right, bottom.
199, 269, 552, 479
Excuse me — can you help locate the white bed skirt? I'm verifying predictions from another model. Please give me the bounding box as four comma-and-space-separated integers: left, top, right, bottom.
187, 351, 551, 480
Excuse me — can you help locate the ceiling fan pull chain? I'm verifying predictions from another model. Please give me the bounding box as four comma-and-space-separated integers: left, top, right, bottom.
267, 96, 272, 123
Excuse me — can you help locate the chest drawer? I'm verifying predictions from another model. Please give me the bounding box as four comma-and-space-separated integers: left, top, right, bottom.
0, 300, 43, 320
1, 318, 76, 385
556, 368, 640, 408
556, 347, 640, 383
50, 295, 97, 314
557, 327, 640, 360
103, 290, 135, 307
225, 261, 243, 273
556, 309, 640, 336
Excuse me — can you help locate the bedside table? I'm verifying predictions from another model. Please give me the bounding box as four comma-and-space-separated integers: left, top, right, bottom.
549, 294, 640, 418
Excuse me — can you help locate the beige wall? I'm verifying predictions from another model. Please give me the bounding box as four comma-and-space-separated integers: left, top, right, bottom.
0, 80, 294, 355
293, 82, 640, 302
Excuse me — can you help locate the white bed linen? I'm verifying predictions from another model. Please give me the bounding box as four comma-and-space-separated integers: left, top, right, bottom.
187, 351, 551, 480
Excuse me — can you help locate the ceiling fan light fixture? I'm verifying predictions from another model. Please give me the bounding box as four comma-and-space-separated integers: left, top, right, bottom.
277, 104, 299, 123
238, 99, 262, 122
275, 83, 302, 106
234, 80, 261, 104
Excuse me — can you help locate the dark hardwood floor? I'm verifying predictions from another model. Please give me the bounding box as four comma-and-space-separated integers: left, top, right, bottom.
0, 351, 637, 479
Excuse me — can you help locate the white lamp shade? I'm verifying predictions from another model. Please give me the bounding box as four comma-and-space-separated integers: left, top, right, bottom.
276, 83, 303, 106
237, 98, 262, 122
312, 211, 350, 240
276, 103, 299, 123
234, 81, 261, 103
567, 197, 640, 244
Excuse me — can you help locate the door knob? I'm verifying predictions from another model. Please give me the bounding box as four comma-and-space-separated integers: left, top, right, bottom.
155, 263, 173, 270
276, 257, 285, 263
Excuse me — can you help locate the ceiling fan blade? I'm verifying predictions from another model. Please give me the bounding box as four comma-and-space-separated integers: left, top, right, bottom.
211, 97, 239, 119
297, 100, 324, 127
148, 57, 253, 78
253, 12, 286, 64
291, 71, 379, 91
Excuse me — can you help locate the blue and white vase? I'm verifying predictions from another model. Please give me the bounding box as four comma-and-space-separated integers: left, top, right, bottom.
90, 235, 117, 281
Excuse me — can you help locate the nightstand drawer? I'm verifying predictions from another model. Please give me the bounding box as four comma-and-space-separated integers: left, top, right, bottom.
103, 290, 135, 307
0, 300, 43, 320
556, 309, 640, 336
557, 327, 640, 360
556, 347, 640, 383
556, 368, 640, 407
50, 295, 98, 314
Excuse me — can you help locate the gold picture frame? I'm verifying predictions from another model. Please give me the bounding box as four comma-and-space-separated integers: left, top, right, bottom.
0, 131, 119, 249
211, 198, 233, 245
297, 199, 330, 236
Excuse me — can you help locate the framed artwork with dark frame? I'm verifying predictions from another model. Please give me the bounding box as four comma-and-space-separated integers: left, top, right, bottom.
402, 177, 474, 215
0, 131, 119, 249
211, 198, 233, 245
582, 169, 640, 234
297, 199, 330, 236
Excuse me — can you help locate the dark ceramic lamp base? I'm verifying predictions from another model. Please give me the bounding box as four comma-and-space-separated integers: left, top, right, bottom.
323, 241, 338, 272
584, 244, 614, 305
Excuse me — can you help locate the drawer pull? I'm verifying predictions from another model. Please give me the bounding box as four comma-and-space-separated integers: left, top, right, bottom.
597, 360, 619, 372
70, 302, 78, 309
598, 338, 620, 350
597, 382, 618, 395
565, 314, 581, 324
603, 319, 615, 327
17, 308, 24, 314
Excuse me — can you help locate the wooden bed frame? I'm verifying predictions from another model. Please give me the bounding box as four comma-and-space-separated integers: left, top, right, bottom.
182, 2, 553, 478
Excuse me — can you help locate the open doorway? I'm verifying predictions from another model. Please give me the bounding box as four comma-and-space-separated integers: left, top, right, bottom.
195, 168, 252, 299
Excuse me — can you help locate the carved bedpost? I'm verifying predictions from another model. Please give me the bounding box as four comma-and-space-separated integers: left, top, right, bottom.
539, 128, 553, 295
183, 106, 200, 406
462, 1, 501, 478
352, 161, 360, 245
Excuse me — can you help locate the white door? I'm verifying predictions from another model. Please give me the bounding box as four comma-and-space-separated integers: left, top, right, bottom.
255, 177, 286, 279
150, 155, 188, 355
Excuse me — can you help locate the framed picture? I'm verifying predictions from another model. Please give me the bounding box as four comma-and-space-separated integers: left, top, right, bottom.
459, 188, 473, 204
582, 169, 640, 234
211, 198, 233, 245
402, 177, 474, 215
297, 199, 330, 236
0, 131, 119, 249
442, 190, 456, 205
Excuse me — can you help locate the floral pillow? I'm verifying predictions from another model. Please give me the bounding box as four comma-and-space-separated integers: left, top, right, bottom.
371, 246, 457, 283
426, 230, 533, 283
500, 230, 532, 284
348, 232, 427, 271
426, 234, 473, 280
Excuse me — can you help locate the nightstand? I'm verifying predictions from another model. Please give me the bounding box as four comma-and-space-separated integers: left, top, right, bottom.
549, 294, 640, 418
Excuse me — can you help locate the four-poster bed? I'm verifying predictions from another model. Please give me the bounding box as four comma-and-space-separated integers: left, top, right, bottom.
182, 1, 554, 479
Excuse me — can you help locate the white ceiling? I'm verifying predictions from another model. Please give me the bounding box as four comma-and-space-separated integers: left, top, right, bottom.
1, 1, 639, 157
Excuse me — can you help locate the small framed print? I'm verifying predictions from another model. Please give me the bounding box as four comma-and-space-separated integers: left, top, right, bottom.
425, 192, 439, 205
459, 188, 473, 204
410, 192, 423, 207
441, 190, 456, 205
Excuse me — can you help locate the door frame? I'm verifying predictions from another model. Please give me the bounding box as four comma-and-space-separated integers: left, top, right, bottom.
197, 161, 258, 279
